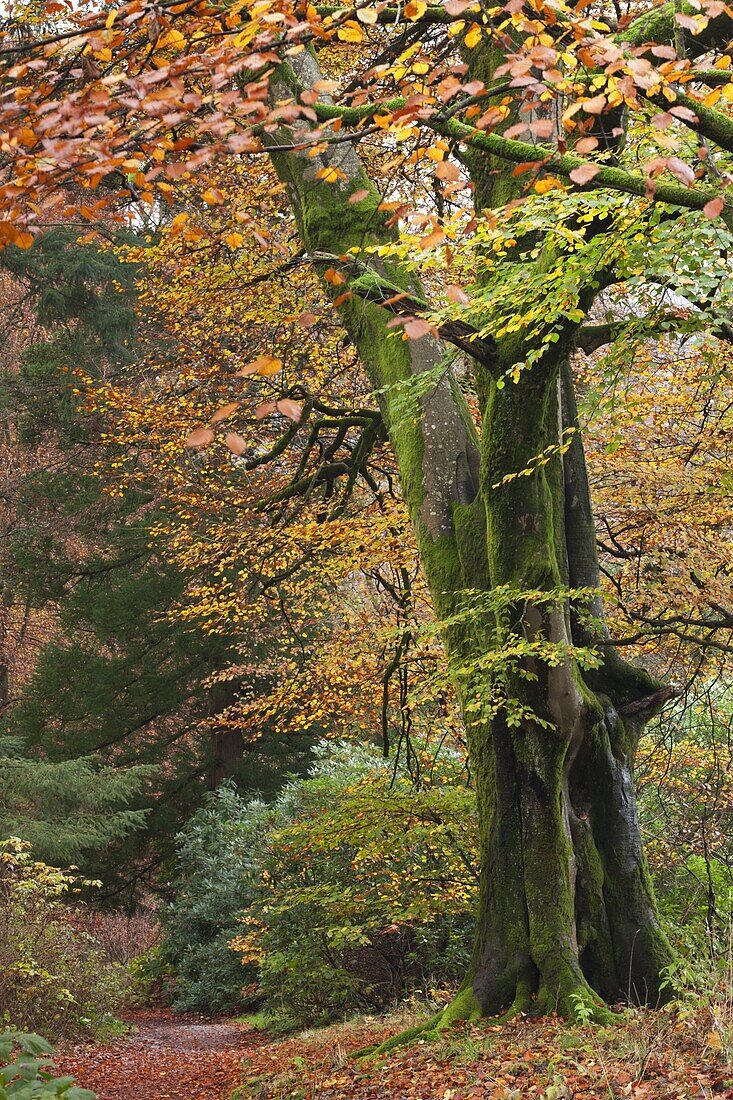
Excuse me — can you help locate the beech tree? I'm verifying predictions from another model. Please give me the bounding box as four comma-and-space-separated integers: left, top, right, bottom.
3, 0, 733, 1019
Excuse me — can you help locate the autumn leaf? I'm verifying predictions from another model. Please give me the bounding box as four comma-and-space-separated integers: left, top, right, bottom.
276, 398, 304, 422
446, 284, 470, 305
535, 177, 564, 193
211, 401, 240, 424
255, 401, 277, 420
435, 160, 461, 182
337, 20, 364, 41
203, 188, 225, 205
316, 165, 347, 184
185, 427, 215, 449
325, 268, 346, 286
703, 196, 725, 220
225, 432, 247, 455
444, 0, 477, 12
575, 137, 598, 154
237, 354, 282, 377
581, 94, 607, 114
405, 0, 427, 18
419, 227, 446, 249
464, 23, 482, 47
568, 164, 600, 185
403, 317, 435, 339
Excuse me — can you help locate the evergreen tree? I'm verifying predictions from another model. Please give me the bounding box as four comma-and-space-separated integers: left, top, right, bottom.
0, 230, 314, 894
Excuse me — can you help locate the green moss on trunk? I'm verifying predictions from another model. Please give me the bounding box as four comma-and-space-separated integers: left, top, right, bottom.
266, 48, 675, 1029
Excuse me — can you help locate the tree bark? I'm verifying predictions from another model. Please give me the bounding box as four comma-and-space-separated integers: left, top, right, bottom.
265, 47, 675, 1019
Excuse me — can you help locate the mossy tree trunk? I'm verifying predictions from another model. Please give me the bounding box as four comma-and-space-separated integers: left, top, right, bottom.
265, 49, 675, 1018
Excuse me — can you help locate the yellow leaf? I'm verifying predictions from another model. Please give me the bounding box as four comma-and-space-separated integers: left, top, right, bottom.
337, 20, 364, 41
405, 0, 427, 17
315, 165, 347, 183
224, 231, 244, 248
237, 353, 283, 377
464, 23, 482, 47
203, 188, 225, 205
535, 177, 564, 193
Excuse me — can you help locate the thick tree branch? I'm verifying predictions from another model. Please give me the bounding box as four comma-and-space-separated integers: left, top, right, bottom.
313, 101, 731, 219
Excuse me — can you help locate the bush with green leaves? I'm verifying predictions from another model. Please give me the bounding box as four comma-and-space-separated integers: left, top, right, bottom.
0, 1029, 95, 1100
160, 782, 275, 1013
165, 743, 478, 1024
637, 687, 733, 966
0, 839, 127, 1041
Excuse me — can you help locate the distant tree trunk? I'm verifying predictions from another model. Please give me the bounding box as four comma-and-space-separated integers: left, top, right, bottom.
265, 49, 675, 1018
209, 674, 243, 787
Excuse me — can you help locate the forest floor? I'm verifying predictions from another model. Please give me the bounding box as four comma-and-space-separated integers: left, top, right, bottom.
57, 1004, 733, 1100
56, 1011, 271, 1100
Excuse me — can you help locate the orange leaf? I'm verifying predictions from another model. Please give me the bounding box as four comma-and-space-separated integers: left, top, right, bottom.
446, 284, 470, 305
237, 354, 282, 377
211, 401, 240, 424
569, 163, 600, 185
703, 196, 725, 220
203, 187, 225, 205
337, 19, 363, 41
581, 94, 607, 115
276, 399, 304, 422
225, 432, 248, 455
403, 317, 434, 339
420, 227, 446, 249
185, 427, 215, 449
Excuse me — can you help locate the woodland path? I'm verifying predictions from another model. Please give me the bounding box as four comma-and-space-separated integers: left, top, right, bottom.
56, 1012, 268, 1100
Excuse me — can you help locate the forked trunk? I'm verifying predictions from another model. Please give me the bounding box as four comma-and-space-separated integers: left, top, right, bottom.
266, 49, 675, 1020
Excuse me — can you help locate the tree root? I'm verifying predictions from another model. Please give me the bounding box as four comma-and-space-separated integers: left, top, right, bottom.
354, 979, 619, 1059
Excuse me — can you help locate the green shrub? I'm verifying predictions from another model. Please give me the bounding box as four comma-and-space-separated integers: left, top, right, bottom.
638, 689, 733, 966
165, 742, 477, 1025
127, 945, 176, 1008
160, 783, 273, 1013
0, 1028, 95, 1099
232, 745, 477, 1026
0, 839, 127, 1041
